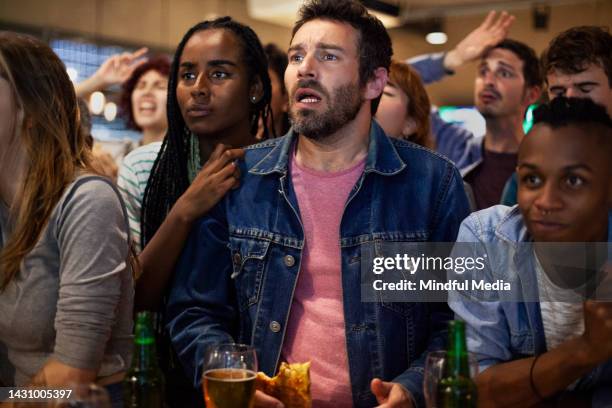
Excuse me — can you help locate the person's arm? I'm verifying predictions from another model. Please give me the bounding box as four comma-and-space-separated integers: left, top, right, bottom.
52, 178, 130, 381
117, 149, 148, 254
30, 359, 96, 386
429, 109, 476, 166
74, 47, 148, 98
476, 301, 612, 408
389, 166, 471, 407
442, 11, 515, 72
408, 12, 513, 164
164, 205, 237, 387
408, 11, 515, 85
0, 360, 96, 407
447, 213, 515, 373
134, 145, 244, 310
450, 215, 612, 407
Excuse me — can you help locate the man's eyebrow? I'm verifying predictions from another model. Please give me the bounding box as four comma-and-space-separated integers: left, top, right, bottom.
517, 163, 538, 170
287, 42, 346, 53
562, 164, 593, 172
317, 42, 345, 52
498, 61, 517, 72
548, 85, 566, 91
575, 81, 600, 87
288, 44, 304, 53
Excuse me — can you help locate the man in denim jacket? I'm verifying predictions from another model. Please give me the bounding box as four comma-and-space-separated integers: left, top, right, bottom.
449, 98, 612, 407
166, 1, 470, 406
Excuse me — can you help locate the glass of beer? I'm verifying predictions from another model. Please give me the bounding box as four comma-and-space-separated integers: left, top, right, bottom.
202, 343, 258, 408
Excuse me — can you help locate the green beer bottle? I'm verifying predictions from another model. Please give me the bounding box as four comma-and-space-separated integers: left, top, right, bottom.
123, 311, 164, 408
436, 320, 477, 408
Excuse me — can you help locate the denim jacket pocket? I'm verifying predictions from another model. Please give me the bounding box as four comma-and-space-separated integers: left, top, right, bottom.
228, 236, 270, 311
381, 301, 415, 318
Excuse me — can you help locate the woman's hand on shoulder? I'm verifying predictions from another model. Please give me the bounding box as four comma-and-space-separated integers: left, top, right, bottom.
175, 144, 245, 223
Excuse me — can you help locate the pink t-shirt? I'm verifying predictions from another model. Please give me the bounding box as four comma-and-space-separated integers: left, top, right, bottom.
281, 151, 365, 408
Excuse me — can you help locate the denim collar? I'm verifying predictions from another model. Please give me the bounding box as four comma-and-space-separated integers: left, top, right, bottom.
249, 120, 406, 177
494, 205, 529, 245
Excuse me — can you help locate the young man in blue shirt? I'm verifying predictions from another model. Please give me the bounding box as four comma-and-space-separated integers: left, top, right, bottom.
450, 97, 612, 407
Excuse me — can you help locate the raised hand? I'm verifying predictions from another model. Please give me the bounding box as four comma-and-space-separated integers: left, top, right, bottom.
444, 11, 515, 71
74, 47, 149, 97
580, 300, 612, 363
94, 47, 149, 88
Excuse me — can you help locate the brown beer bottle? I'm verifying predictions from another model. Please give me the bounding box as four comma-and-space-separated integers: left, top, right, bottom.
123, 311, 164, 408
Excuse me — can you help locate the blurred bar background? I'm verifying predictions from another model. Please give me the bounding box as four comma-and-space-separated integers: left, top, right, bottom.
1, 0, 609, 141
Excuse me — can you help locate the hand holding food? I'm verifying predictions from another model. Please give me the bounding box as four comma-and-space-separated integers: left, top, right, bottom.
255, 362, 311, 408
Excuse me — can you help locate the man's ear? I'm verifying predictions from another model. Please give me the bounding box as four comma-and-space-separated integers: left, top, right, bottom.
364, 67, 388, 101
249, 77, 264, 104
524, 85, 541, 106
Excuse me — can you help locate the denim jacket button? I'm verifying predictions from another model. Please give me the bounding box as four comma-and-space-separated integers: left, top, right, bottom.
283, 255, 295, 267
233, 252, 242, 265
269, 321, 281, 333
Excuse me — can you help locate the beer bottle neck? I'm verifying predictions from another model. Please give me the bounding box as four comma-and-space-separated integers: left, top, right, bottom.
131, 311, 160, 371
132, 335, 159, 370
446, 321, 470, 377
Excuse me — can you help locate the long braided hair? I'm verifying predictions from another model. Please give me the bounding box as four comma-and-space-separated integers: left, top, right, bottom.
141, 17, 272, 248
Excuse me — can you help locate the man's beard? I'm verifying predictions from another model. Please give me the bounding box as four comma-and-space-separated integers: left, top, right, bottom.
475, 87, 503, 119
477, 105, 499, 120
289, 81, 362, 140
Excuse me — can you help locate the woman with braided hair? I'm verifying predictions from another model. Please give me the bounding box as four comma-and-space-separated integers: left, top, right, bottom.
118, 16, 272, 305
116, 16, 272, 407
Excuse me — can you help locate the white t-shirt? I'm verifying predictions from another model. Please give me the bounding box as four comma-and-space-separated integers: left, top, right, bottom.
534, 253, 584, 351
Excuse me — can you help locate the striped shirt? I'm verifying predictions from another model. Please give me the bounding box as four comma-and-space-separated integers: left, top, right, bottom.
117, 142, 162, 252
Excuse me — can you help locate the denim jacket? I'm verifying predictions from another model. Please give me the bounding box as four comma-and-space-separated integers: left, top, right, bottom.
166, 121, 471, 407
449, 205, 612, 406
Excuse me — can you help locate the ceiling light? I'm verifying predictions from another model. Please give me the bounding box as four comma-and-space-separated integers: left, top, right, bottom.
104, 102, 117, 122
89, 92, 105, 115
66, 67, 78, 82
426, 32, 448, 45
